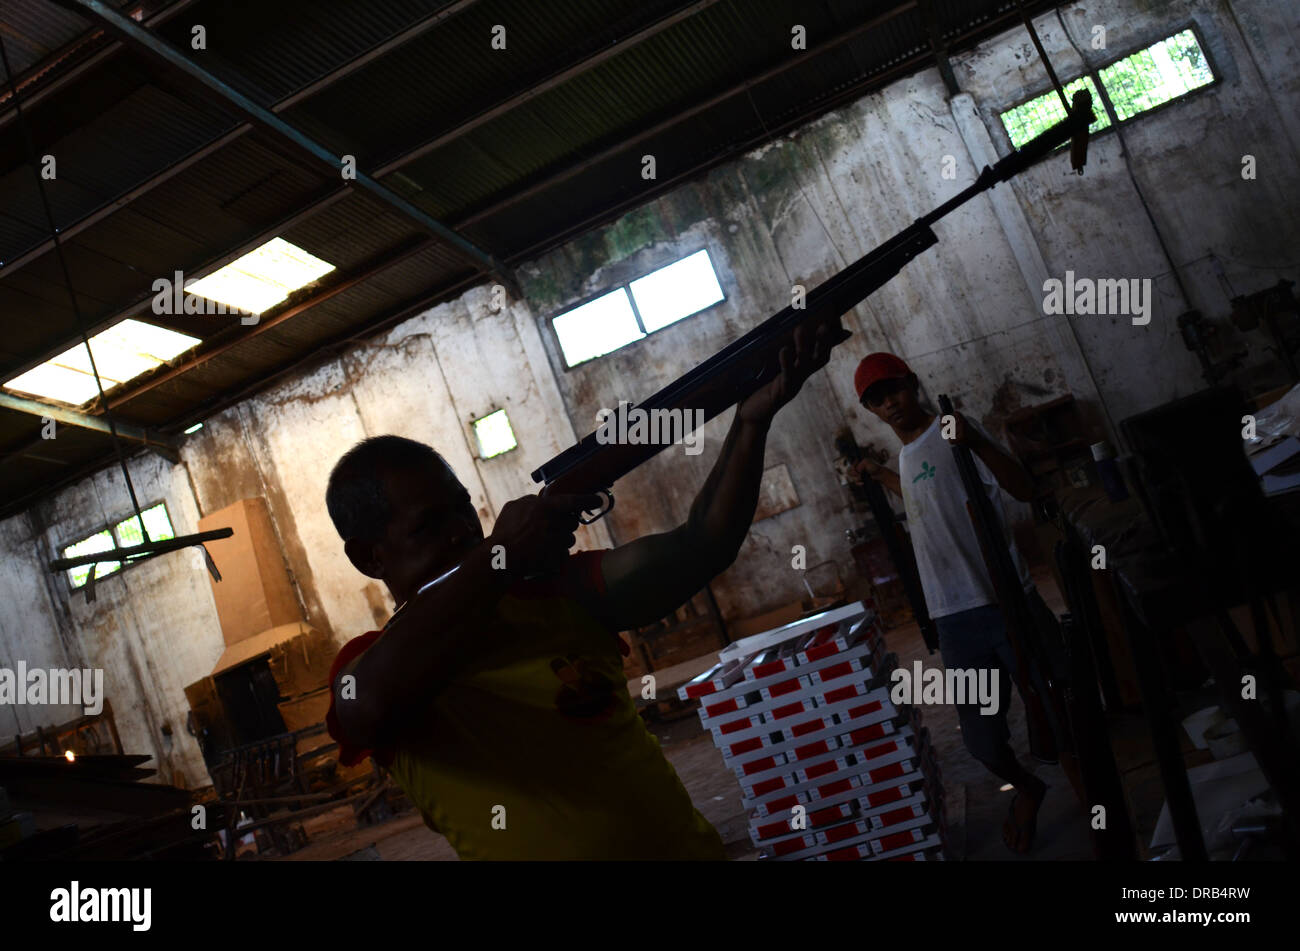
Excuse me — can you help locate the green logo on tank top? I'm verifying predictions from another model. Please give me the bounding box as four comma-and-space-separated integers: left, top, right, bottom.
912, 461, 936, 483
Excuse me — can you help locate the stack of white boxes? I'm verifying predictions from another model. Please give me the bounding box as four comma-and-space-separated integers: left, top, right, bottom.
678, 601, 947, 861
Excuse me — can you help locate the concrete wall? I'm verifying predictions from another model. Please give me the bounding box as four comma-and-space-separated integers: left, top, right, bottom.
953, 0, 1300, 426
1, 0, 1295, 781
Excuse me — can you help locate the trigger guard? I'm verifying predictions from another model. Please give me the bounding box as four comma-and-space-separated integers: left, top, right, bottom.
579, 489, 614, 524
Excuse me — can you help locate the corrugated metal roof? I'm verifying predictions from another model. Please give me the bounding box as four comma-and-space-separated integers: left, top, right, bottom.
0, 0, 1070, 515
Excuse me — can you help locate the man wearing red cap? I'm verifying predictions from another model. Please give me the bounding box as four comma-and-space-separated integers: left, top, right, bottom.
851, 352, 1057, 853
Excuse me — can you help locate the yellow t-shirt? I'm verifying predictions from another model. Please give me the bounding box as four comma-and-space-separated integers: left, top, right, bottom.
328, 551, 725, 861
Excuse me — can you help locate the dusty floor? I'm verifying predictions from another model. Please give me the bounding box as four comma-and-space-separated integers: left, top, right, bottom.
276, 573, 1171, 862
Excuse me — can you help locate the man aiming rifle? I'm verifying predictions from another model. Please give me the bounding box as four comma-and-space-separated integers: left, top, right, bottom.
324, 319, 843, 860
325, 85, 1092, 860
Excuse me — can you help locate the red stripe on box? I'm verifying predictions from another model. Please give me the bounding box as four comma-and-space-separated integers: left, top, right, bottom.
810, 805, 844, 826
752, 777, 787, 796
864, 740, 899, 760
879, 829, 921, 852
823, 684, 860, 703
817, 778, 854, 797
791, 717, 827, 738
719, 718, 753, 735
846, 700, 883, 719
741, 756, 779, 776
804, 760, 839, 780
825, 845, 863, 861
847, 723, 887, 745
769, 678, 802, 697
864, 785, 905, 808
684, 682, 717, 698
727, 737, 763, 757
808, 623, 837, 645
772, 701, 807, 720
817, 661, 853, 681
756, 818, 787, 839
794, 740, 830, 759
869, 761, 907, 783
768, 794, 799, 813
825, 822, 864, 844
773, 836, 810, 856
705, 698, 739, 716
751, 659, 788, 678
803, 642, 841, 663
880, 805, 919, 826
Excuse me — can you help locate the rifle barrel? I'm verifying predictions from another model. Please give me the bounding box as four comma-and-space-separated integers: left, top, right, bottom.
533, 104, 1093, 496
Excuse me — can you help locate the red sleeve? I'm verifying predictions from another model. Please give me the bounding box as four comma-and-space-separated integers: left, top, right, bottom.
325, 631, 394, 768
570, 547, 609, 596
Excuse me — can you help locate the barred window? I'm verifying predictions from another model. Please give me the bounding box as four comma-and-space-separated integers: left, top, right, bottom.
999, 28, 1215, 149
64, 502, 175, 589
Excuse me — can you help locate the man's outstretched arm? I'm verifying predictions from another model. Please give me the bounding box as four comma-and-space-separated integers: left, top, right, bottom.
594, 317, 847, 632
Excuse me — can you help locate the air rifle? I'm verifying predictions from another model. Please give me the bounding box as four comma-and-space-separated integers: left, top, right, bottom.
935, 393, 1067, 763
532, 92, 1094, 523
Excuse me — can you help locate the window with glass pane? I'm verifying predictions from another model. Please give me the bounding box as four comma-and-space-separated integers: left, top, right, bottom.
1000, 75, 1110, 149
629, 250, 725, 332
553, 288, 645, 367
472, 409, 517, 459
114, 503, 175, 549
64, 530, 120, 588
999, 29, 1215, 150
1098, 29, 1214, 122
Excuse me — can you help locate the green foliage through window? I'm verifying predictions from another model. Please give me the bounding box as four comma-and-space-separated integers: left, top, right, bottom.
1000, 75, 1110, 150
1098, 30, 1214, 121
999, 29, 1214, 148
64, 502, 175, 589
114, 503, 175, 549
64, 531, 120, 589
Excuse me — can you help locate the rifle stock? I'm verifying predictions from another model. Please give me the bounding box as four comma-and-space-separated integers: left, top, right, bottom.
937, 393, 1067, 762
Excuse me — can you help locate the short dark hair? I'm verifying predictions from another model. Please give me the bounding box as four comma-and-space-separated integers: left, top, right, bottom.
326, 435, 449, 542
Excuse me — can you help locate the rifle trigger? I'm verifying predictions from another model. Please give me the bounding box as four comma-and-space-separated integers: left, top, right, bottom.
578, 489, 615, 524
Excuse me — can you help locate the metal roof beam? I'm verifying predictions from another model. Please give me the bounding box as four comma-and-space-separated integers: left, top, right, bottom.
0, 184, 351, 383
0, 0, 200, 132
373, 0, 727, 177
98, 235, 439, 411
49, 0, 517, 293
452, 0, 1069, 232
452, 0, 922, 229
0, 390, 177, 452
1, 0, 483, 277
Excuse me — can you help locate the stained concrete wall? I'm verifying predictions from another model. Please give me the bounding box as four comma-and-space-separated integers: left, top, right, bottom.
952, 0, 1300, 427
1, 0, 1294, 782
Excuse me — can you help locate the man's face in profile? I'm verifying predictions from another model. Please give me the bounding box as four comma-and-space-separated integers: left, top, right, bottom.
367, 458, 484, 600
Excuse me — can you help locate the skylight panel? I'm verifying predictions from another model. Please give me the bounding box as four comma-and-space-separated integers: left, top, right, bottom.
3, 319, 199, 406
184, 237, 335, 315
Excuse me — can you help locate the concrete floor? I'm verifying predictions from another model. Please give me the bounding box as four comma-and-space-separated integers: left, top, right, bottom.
277, 572, 1169, 861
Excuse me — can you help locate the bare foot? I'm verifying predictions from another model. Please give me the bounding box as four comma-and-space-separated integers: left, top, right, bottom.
1002, 776, 1047, 853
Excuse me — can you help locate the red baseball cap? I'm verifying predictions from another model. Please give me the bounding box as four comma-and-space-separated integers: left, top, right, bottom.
854, 352, 913, 401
